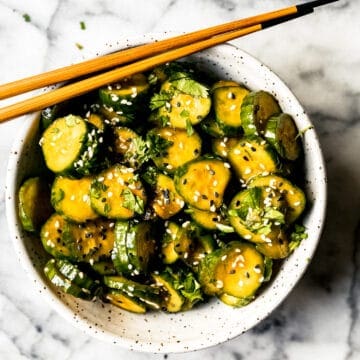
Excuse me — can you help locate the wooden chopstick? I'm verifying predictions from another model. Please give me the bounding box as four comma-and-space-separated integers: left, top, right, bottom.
0, 0, 337, 101
0, 0, 338, 123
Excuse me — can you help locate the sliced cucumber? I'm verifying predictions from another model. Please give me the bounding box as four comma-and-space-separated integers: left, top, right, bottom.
188, 206, 228, 231
55, 259, 99, 293
198, 241, 266, 301
228, 187, 287, 244
200, 117, 227, 138
255, 230, 290, 259
161, 221, 192, 264
41, 214, 115, 263
91, 261, 116, 275
148, 127, 201, 173
228, 137, 280, 182
105, 289, 147, 313
86, 113, 106, 131
264, 113, 301, 161
44, 259, 94, 300
103, 275, 161, 310
18, 177, 53, 232
154, 75, 211, 129
151, 174, 185, 219
90, 165, 147, 219
212, 82, 249, 134
175, 158, 231, 211
51, 176, 98, 223
99, 73, 150, 123
40, 115, 101, 176
41, 214, 75, 260
248, 175, 306, 223
241, 91, 281, 136
212, 137, 239, 159
152, 272, 185, 312
112, 221, 156, 275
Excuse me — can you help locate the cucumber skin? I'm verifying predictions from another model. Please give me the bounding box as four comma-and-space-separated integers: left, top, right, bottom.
44, 259, 94, 300
18, 177, 52, 232
112, 221, 132, 275
264, 114, 301, 161
241, 91, 281, 136
41, 116, 101, 177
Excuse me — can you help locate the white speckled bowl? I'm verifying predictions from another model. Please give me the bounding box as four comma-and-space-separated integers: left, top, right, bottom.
6, 35, 326, 353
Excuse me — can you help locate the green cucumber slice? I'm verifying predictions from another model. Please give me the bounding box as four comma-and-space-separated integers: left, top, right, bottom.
18, 177, 52, 232
241, 91, 281, 136
264, 113, 301, 161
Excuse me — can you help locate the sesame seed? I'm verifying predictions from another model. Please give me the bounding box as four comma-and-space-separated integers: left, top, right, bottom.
216, 280, 223, 289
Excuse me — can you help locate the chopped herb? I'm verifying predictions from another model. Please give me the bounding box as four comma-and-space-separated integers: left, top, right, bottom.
23, 14, 31, 22
171, 74, 209, 98
185, 119, 194, 137
146, 133, 173, 159
149, 90, 173, 111
148, 73, 158, 85
122, 189, 145, 215
90, 180, 108, 199
166, 267, 203, 304
289, 224, 308, 251
141, 165, 159, 186
263, 257, 273, 282
80, 21, 86, 30
180, 109, 190, 118
75, 43, 84, 50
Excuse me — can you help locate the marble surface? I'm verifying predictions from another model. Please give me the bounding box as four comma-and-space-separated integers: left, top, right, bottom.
0, 0, 359, 359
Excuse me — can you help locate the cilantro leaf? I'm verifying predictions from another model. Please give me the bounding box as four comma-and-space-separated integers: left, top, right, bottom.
121, 189, 145, 214
289, 224, 308, 251
146, 133, 173, 158
149, 90, 173, 111
171, 76, 209, 98
185, 118, 194, 136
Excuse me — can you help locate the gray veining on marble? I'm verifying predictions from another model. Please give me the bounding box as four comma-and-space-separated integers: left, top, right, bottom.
0, 0, 359, 359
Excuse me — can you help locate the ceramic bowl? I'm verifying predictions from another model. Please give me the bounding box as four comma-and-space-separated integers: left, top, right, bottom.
5, 34, 327, 353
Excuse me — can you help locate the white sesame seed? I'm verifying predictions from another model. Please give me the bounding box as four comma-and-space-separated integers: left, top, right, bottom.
216, 280, 223, 289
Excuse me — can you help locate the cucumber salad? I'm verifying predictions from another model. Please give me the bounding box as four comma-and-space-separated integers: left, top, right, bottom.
18, 62, 308, 313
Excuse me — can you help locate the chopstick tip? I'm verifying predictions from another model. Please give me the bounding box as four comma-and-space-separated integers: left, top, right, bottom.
297, 0, 339, 13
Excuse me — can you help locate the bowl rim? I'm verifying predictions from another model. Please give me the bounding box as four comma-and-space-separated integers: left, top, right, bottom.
5, 33, 327, 353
